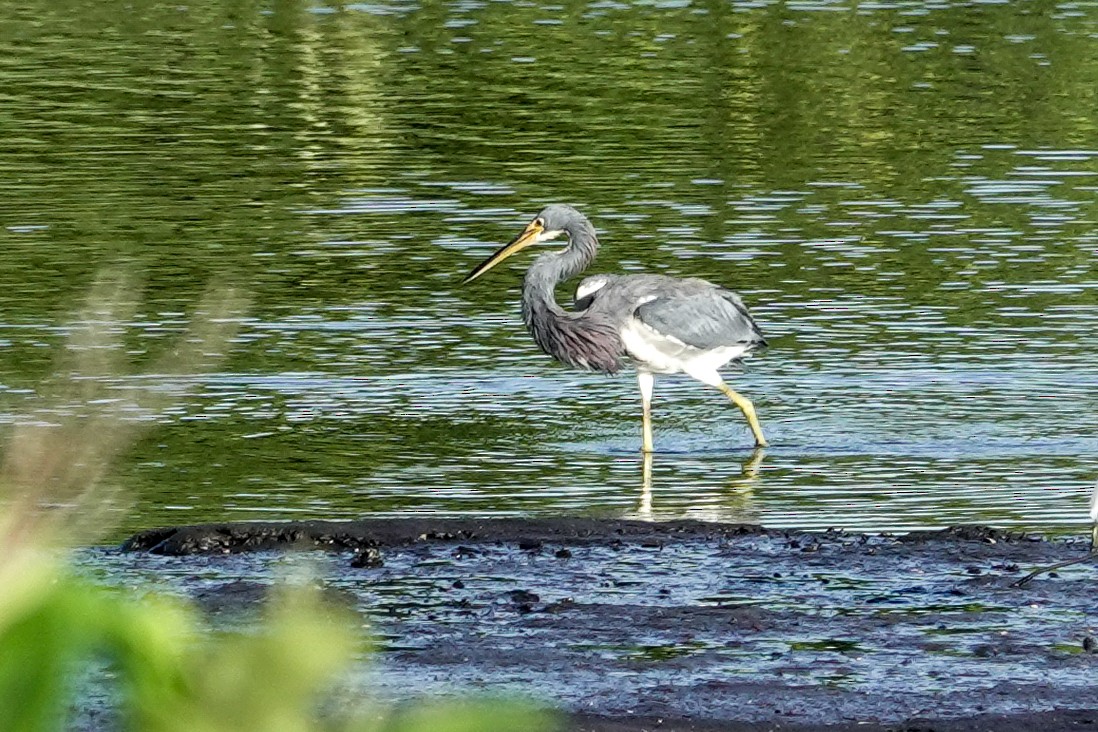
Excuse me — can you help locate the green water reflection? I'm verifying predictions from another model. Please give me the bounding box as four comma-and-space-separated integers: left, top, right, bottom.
1, 0, 1095, 540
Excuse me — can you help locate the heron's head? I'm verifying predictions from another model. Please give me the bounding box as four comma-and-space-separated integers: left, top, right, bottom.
462, 204, 587, 284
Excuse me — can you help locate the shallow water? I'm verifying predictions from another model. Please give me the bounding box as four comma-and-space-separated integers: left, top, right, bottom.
1, 0, 1096, 540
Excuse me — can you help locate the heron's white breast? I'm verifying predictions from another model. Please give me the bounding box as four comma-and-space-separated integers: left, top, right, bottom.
621, 318, 750, 379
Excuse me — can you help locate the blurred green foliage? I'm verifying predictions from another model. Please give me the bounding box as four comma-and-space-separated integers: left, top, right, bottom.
0, 566, 556, 732
0, 276, 556, 732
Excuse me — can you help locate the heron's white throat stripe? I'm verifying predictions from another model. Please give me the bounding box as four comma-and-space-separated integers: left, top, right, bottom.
575, 277, 609, 302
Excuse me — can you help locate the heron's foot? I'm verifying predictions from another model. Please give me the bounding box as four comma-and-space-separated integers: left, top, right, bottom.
718, 384, 768, 448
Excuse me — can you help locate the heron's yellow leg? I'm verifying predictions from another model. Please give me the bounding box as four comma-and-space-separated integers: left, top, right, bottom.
638, 371, 655, 454
718, 384, 768, 448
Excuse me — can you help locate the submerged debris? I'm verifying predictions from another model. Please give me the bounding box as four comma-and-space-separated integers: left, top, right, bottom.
350, 546, 384, 569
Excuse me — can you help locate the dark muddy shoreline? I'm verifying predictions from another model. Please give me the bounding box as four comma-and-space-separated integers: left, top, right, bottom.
116, 519, 1098, 731
573, 707, 1098, 732
123, 517, 791, 555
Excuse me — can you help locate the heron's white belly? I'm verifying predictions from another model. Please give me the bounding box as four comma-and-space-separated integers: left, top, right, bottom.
620, 319, 749, 377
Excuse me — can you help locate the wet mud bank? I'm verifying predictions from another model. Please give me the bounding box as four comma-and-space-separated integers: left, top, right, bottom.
116, 520, 1098, 731
122, 517, 790, 555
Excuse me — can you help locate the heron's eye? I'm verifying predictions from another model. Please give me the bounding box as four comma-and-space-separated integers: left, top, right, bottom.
535, 218, 545, 229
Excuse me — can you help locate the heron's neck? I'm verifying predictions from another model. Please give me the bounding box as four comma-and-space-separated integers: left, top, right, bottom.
518, 222, 621, 373
521, 224, 598, 318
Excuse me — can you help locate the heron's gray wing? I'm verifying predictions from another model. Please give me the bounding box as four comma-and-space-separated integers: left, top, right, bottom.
633, 289, 766, 351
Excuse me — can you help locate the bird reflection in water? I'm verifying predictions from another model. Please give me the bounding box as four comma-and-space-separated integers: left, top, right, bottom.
637, 448, 766, 519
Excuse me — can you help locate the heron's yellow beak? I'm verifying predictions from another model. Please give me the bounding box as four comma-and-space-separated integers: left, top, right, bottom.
462, 219, 544, 284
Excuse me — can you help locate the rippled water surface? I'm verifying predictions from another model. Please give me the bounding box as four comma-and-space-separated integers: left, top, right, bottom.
1, 0, 1096, 540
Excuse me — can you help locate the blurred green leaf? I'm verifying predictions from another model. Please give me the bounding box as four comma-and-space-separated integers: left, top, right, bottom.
0, 580, 97, 732
377, 700, 560, 732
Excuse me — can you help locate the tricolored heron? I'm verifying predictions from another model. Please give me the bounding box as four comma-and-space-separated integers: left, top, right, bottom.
463, 204, 769, 452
